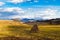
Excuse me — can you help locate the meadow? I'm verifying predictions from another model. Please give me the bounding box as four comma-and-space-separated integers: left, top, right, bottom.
0, 20, 60, 40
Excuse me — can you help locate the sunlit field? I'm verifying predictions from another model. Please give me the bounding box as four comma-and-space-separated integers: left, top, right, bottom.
0, 20, 60, 40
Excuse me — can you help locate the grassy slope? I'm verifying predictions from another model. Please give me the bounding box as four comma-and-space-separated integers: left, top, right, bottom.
0, 20, 60, 40
0, 20, 30, 37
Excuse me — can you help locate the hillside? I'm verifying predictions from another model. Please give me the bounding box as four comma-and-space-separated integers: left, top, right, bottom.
0, 20, 29, 27
0, 20, 60, 40
0, 20, 31, 37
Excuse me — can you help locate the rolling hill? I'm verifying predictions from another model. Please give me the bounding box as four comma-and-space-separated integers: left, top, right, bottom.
0, 20, 60, 40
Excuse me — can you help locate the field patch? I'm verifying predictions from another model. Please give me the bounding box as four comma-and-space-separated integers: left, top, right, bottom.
0, 20, 60, 40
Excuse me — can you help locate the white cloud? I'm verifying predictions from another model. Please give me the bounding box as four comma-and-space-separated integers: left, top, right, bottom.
0, 2, 5, 6
3, 8, 14, 12
1, 7, 25, 14
8, 0, 25, 4
0, 6, 60, 19
43, 8, 57, 19
30, 8, 58, 19
7, 0, 36, 4
0, 7, 25, 19
10, 15, 35, 19
9, 15, 21, 19
44, 8, 57, 16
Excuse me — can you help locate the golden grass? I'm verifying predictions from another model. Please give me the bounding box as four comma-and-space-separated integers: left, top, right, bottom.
0, 20, 30, 37
0, 20, 60, 40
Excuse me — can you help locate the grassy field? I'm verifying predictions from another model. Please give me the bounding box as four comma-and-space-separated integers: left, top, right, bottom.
0, 20, 60, 40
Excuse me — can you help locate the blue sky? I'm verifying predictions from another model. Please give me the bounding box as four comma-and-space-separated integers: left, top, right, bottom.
0, 0, 60, 19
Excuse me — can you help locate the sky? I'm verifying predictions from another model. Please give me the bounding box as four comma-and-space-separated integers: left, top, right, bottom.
0, 0, 60, 19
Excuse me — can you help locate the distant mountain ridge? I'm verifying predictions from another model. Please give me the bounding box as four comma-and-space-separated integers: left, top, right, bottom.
21, 18, 43, 22
21, 18, 34, 22
11, 18, 60, 23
